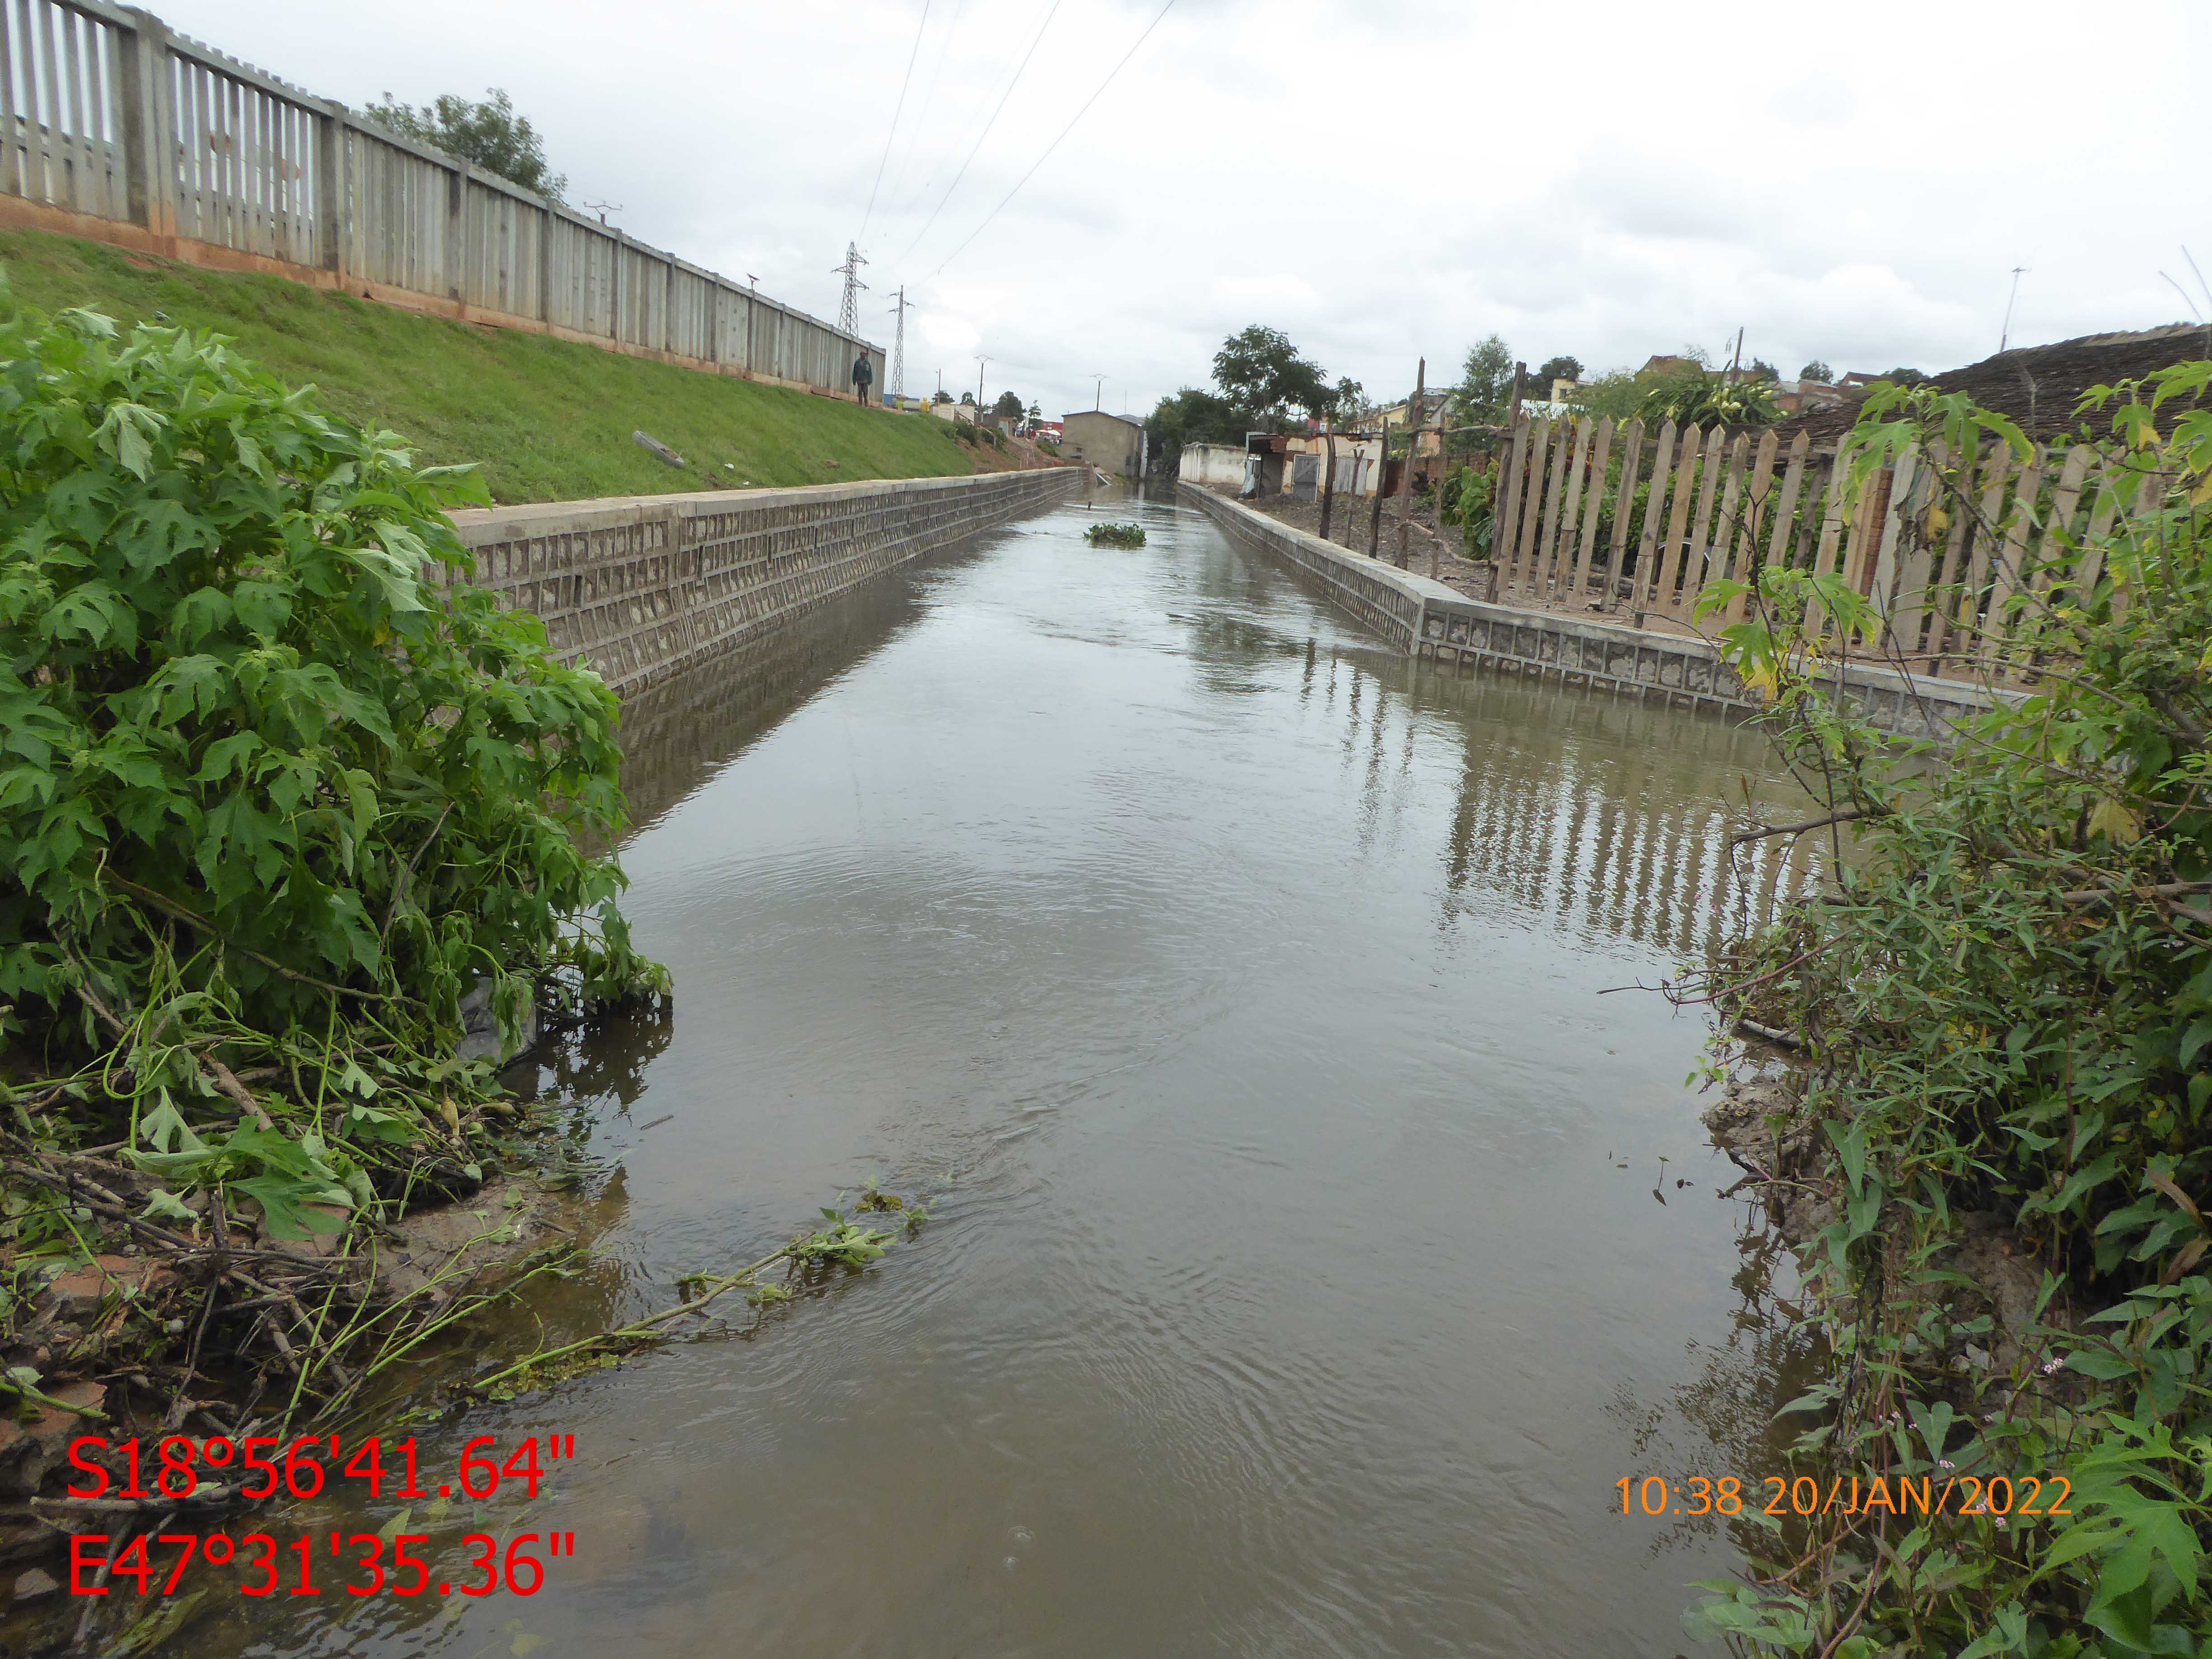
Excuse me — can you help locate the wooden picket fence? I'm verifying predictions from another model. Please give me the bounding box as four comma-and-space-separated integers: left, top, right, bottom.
1485, 411, 2165, 687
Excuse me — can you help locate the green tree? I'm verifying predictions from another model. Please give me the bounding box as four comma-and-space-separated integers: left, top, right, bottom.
1145, 386, 1240, 470
932, 389, 953, 405
1798, 359, 1833, 382
363, 89, 567, 202
1535, 354, 1584, 387
1210, 325, 1331, 425
1450, 334, 1516, 426
1562, 367, 1643, 421
1880, 366, 1931, 386
1027, 400, 1041, 418
1747, 356, 1779, 382
992, 390, 1023, 418
1330, 377, 1368, 427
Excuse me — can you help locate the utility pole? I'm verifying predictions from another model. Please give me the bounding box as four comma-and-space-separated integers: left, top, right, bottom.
2000, 266, 2029, 353
887, 287, 912, 406
1395, 357, 1424, 569
1368, 410, 1388, 558
1090, 373, 1106, 411
1319, 424, 1337, 544
1725, 327, 1745, 386
833, 241, 868, 341
976, 355, 989, 412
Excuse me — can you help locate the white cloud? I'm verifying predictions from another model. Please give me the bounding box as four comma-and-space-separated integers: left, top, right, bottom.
149, 0, 2212, 420
1209, 274, 1323, 315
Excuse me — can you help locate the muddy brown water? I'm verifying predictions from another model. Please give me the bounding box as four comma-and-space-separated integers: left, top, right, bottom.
151, 488, 1827, 1658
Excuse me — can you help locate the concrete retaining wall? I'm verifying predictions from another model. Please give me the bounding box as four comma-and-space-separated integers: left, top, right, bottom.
1181, 482, 2000, 740
1181, 481, 1456, 653
454, 469, 1081, 697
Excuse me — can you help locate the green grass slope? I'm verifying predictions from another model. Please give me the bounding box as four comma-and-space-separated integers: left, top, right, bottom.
0, 228, 973, 504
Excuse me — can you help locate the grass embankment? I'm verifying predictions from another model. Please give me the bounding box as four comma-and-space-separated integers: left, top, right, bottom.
0, 228, 973, 504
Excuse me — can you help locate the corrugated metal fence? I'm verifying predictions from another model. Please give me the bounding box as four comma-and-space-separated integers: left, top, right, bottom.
0, 0, 882, 393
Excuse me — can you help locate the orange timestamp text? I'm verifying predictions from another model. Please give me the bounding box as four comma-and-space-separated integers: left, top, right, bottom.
1617, 1473, 2072, 1522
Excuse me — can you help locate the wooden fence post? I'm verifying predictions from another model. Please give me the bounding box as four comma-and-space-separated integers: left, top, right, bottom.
1509, 417, 1553, 595
1533, 417, 1571, 596
1319, 429, 1336, 544
1571, 416, 1614, 602
1395, 357, 1424, 569
1630, 419, 1674, 621
1721, 429, 1778, 626
1368, 415, 1388, 558
1602, 417, 1645, 611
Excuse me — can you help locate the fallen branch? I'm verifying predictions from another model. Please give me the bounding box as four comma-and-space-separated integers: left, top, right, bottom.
2060, 879, 2212, 906
1736, 1017, 1805, 1050
102, 876, 391, 1001
461, 1240, 799, 1397
203, 1058, 275, 1130
1728, 806, 1884, 848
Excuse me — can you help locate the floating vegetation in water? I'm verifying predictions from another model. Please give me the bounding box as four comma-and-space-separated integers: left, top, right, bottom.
462, 1188, 924, 1399
1085, 521, 1146, 547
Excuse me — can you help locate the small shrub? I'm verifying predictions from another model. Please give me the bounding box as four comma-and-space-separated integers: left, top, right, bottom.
1084, 522, 1145, 548
0, 292, 663, 1236
1688, 362, 2212, 1655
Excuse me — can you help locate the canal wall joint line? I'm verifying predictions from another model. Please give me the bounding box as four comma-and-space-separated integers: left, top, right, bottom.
451, 470, 1083, 697
1179, 483, 2003, 741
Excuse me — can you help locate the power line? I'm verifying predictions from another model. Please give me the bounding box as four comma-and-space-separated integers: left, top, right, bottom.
881, 0, 965, 212
897, 0, 1065, 265
889, 0, 1006, 239
932, 0, 1178, 277
859, 0, 933, 242
1999, 265, 2029, 353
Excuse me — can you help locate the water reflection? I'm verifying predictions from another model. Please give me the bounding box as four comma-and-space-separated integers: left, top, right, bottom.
1417, 671, 1832, 959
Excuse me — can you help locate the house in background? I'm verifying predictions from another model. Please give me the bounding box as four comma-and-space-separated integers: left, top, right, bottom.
1773, 379, 1849, 416
1177, 442, 1247, 489
1190, 431, 1383, 499
1063, 410, 1148, 476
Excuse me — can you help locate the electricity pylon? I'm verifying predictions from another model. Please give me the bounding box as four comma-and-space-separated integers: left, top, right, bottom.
834, 242, 868, 340
888, 287, 912, 405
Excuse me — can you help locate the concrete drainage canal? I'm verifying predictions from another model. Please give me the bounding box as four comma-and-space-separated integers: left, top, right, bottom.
161, 486, 1830, 1659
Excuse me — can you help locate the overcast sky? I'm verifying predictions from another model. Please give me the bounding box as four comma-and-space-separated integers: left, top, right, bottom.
164, 0, 2211, 420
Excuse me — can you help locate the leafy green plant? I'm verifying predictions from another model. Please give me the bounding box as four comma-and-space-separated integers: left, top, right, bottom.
1683, 363, 2212, 1654
1637, 371, 1783, 429
1440, 465, 1497, 555
1085, 522, 1146, 548
0, 289, 665, 1414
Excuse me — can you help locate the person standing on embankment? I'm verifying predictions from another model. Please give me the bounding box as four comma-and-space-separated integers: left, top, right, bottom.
852, 351, 874, 405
